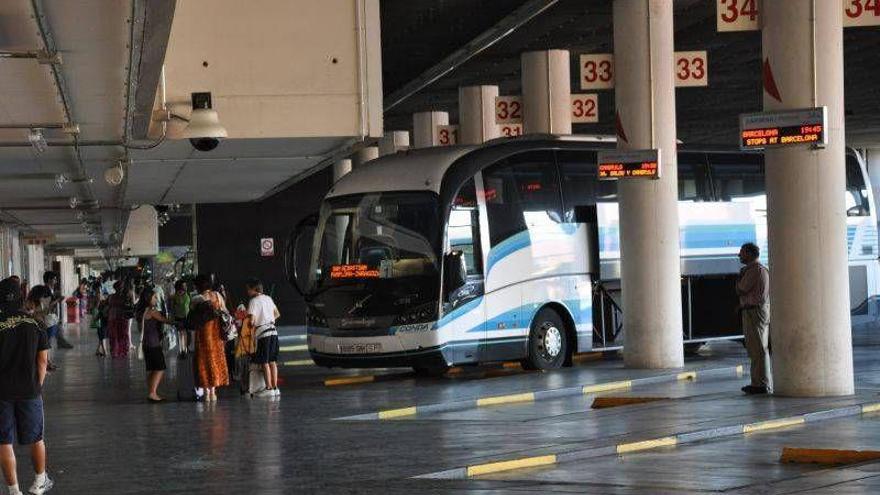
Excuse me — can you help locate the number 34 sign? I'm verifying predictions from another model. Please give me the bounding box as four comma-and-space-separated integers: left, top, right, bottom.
718, 0, 880, 31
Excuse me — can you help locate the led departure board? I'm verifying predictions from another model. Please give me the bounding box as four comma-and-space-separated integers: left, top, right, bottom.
597, 149, 661, 181
739, 107, 827, 150
330, 264, 380, 279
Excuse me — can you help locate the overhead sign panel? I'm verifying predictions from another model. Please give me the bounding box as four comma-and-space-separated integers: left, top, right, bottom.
739, 107, 828, 150
494, 96, 523, 124
436, 125, 458, 146
579, 53, 615, 90
675, 51, 708, 87
597, 149, 661, 181
579, 53, 709, 89
499, 123, 522, 137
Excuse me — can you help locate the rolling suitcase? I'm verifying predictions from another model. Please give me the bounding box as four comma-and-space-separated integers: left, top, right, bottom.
176, 353, 203, 401
238, 354, 266, 396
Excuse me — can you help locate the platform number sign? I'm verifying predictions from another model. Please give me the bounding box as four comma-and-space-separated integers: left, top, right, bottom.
494, 96, 523, 124
499, 123, 523, 137
436, 125, 458, 146
717, 0, 759, 32
718, 0, 880, 31
570, 94, 599, 123
260, 238, 274, 257
675, 51, 708, 87
579, 54, 614, 90
844, 0, 880, 27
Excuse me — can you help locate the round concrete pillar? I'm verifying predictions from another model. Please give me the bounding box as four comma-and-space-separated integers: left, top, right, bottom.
763, 0, 853, 396
412, 111, 449, 149
458, 85, 500, 145
332, 159, 352, 182
379, 131, 410, 156
521, 50, 571, 135
613, 0, 684, 369
352, 146, 379, 167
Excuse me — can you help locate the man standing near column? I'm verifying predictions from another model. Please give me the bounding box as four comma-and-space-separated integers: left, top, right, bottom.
737, 242, 772, 395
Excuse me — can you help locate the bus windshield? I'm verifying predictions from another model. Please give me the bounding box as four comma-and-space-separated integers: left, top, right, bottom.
309, 192, 441, 295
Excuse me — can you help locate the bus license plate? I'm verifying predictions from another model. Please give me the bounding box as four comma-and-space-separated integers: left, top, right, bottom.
338, 343, 383, 354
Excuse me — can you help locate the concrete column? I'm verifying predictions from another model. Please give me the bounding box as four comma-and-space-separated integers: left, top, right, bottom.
613, 0, 683, 369
458, 85, 500, 145
352, 146, 379, 167
763, 0, 853, 396
378, 131, 410, 156
332, 159, 352, 181
412, 111, 449, 148
521, 50, 571, 135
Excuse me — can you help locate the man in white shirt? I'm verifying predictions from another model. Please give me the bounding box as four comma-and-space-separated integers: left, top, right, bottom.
246, 279, 281, 398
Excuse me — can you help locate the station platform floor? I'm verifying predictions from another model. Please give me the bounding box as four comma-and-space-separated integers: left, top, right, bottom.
30, 321, 880, 494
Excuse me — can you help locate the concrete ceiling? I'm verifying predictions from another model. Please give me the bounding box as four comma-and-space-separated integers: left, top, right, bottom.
0, 0, 358, 252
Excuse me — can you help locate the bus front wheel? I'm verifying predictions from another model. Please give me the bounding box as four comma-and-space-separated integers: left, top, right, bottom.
523, 308, 569, 370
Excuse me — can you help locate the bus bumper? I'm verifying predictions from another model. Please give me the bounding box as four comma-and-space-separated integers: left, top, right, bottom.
310, 346, 452, 369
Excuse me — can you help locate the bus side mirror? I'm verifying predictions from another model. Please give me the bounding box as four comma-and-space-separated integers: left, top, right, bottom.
285, 214, 318, 299
443, 251, 467, 299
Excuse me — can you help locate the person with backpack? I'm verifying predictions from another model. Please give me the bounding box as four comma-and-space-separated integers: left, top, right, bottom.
245, 279, 281, 398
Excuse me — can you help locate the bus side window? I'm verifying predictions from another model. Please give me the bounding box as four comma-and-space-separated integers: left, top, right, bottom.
707, 153, 765, 202
449, 179, 483, 276
846, 155, 870, 216
484, 151, 561, 246
677, 153, 712, 202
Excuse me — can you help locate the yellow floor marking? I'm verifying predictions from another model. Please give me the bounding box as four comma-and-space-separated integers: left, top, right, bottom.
617, 436, 677, 454
583, 380, 632, 394
572, 352, 603, 362
677, 371, 697, 381
781, 447, 880, 465
476, 392, 535, 407
735, 364, 744, 375
743, 416, 804, 433
862, 403, 880, 413
467, 455, 556, 476
280, 344, 308, 352
502, 361, 522, 369
378, 407, 418, 419
324, 375, 375, 386
282, 359, 314, 367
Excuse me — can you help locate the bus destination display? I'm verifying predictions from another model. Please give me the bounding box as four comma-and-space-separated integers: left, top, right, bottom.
330, 264, 380, 279
739, 107, 827, 150
597, 149, 661, 181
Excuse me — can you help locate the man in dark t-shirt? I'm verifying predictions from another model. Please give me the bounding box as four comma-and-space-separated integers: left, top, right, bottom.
0, 279, 53, 495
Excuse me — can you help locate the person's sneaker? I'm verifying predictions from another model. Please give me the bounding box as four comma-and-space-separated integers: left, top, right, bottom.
741, 385, 768, 395
29, 475, 53, 495
273, 388, 281, 397
254, 389, 274, 398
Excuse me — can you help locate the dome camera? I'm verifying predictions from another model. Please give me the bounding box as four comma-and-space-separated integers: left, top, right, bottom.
183, 92, 227, 152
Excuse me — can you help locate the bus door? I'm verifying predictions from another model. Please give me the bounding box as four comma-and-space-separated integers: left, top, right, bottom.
444, 178, 486, 363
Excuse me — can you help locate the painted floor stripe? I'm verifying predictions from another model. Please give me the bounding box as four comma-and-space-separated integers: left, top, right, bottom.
282, 359, 314, 367
337, 365, 743, 421
477, 392, 535, 407
617, 436, 677, 454
324, 375, 375, 386
416, 399, 880, 479
743, 416, 805, 433
466, 455, 557, 476
378, 407, 418, 419
280, 344, 308, 352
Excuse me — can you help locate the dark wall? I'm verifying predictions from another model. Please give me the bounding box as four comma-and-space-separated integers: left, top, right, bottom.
159, 215, 192, 247
195, 169, 331, 325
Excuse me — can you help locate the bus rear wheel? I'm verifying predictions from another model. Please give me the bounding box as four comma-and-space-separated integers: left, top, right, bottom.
523, 308, 569, 370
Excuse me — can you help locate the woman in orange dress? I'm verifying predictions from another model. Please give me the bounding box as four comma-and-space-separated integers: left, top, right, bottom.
191, 275, 229, 401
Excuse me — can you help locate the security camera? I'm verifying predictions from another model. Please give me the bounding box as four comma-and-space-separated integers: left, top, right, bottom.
183, 92, 227, 152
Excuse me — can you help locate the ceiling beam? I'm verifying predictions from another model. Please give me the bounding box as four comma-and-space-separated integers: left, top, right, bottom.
383, 0, 560, 112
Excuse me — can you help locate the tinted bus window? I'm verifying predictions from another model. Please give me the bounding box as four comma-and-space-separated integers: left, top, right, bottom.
846, 155, 870, 216
707, 153, 765, 201
557, 150, 616, 222
677, 153, 712, 202
484, 151, 561, 247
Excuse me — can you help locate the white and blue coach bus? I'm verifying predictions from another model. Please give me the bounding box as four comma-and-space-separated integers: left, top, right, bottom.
287, 135, 880, 374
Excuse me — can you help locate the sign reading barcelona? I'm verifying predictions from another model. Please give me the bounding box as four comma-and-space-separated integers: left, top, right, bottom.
597, 149, 661, 181
739, 107, 827, 150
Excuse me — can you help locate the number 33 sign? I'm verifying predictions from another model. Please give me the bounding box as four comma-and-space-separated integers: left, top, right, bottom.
580, 52, 708, 89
